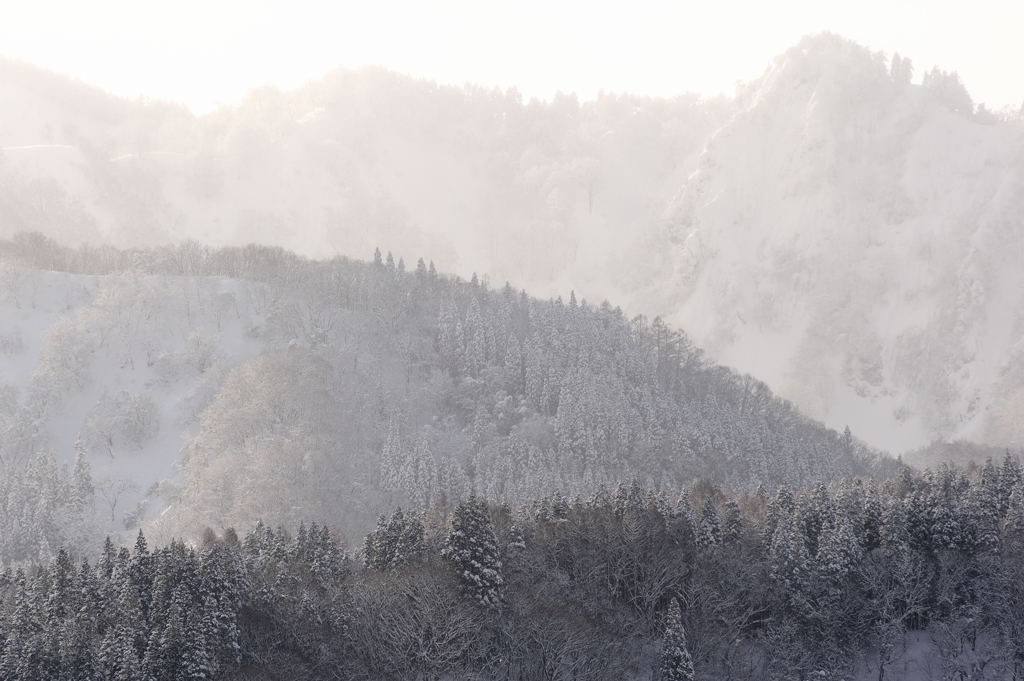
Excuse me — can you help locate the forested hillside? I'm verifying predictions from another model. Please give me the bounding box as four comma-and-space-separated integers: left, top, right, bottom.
3, 460, 1024, 680
0, 234, 890, 565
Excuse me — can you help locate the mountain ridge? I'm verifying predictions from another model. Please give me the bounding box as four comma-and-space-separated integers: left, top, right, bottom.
2, 35, 1023, 454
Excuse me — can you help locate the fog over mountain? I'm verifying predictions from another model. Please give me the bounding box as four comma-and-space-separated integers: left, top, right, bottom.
2, 32, 1023, 456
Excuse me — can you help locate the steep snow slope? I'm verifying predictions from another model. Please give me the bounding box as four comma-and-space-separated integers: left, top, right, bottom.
661, 34, 1024, 452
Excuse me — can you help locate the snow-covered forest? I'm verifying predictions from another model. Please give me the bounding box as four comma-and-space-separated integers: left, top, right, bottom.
0, 234, 889, 566
2, 26, 1024, 681
5, 461, 1024, 679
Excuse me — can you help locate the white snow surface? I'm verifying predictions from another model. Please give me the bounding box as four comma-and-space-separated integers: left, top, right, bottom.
2, 34, 1024, 454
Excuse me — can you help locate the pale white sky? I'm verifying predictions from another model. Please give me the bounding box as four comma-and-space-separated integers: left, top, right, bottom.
1, 0, 1021, 114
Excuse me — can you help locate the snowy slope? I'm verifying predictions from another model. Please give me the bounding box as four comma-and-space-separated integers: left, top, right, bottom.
0, 268, 267, 527
660, 34, 1024, 452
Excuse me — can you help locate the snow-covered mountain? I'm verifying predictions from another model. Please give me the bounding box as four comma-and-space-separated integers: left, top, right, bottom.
0, 57, 729, 300
2, 34, 1023, 455
659, 34, 1024, 452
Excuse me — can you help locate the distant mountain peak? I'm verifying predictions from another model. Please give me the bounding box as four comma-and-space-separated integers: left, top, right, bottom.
662, 34, 1024, 452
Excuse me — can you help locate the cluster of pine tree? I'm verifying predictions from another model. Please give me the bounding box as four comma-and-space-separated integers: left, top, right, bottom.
0, 523, 346, 680
0, 451, 100, 565
4, 457, 1024, 680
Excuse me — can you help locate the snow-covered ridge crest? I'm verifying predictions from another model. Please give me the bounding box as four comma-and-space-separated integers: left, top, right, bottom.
663, 32, 1024, 453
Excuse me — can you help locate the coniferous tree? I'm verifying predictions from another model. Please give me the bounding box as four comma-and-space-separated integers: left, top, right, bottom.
128, 531, 153, 628
379, 421, 404, 493
100, 565, 146, 680
721, 499, 743, 544
363, 514, 389, 570
390, 508, 426, 568
879, 496, 905, 551
673, 492, 698, 542
143, 599, 186, 681
660, 597, 695, 681
904, 493, 931, 553
999, 452, 1023, 515
198, 544, 243, 674
362, 508, 426, 570
928, 489, 963, 551
406, 437, 438, 510
764, 484, 796, 547
462, 297, 487, 378
696, 497, 722, 548
769, 514, 811, 606
442, 495, 503, 609
71, 447, 95, 510
966, 477, 1001, 552
803, 481, 834, 557
861, 486, 883, 552
817, 517, 862, 583
1004, 486, 1024, 547
0, 570, 45, 681
506, 522, 526, 561
60, 558, 100, 681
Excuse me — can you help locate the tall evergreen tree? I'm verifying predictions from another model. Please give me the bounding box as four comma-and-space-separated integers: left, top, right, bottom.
362, 514, 390, 571
966, 477, 1001, 552
660, 597, 695, 681
442, 495, 503, 609
721, 499, 743, 544
696, 497, 722, 548
1003, 486, 1024, 548
769, 514, 812, 606
763, 484, 796, 547
861, 485, 883, 552
817, 518, 863, 583
0, 570, 46, 681
999, 452, 1023, 517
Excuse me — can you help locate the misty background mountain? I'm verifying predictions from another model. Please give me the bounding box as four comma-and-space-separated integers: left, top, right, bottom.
2, 32, 1023, 458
